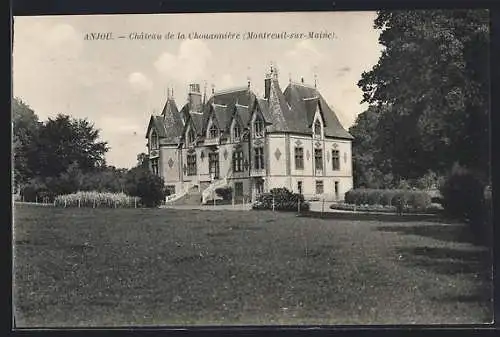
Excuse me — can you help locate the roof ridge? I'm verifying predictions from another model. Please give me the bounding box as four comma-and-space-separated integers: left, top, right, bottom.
213, 86, 249, 95
290, 81, 317, 90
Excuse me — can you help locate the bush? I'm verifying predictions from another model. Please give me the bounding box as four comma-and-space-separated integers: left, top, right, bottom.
344, 188, 433, 212
439, 163, 486, 222
380, 190, 397, 206
409, 191, 432, 210
252, 187, 310, 212
367, 189, 383, 205
125, 167, 166, 207
215, 186, 233, 201
54, 191, 139, 208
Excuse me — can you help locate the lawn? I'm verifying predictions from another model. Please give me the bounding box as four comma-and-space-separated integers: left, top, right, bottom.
13, 204, 493, 327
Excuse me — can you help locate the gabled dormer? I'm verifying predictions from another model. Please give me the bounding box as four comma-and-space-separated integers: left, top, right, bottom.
311, 101, 325, 139
230, 118, 242, 142
251, 110, 265, 139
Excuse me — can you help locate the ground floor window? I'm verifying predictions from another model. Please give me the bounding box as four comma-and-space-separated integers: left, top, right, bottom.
151, 158, 159, 175
255, 180, 264, 195
335, 181, 339, 199
234, 182, 244, 197
316, 180, 324, 194
297, 181, 303, 195
187, 153, 197, 175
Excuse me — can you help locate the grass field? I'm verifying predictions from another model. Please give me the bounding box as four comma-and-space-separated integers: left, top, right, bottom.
13, 204, 493, 326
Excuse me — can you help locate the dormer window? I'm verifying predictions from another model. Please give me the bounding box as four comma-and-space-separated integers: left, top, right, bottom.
150, 129, 159, 149
209, 123, 219, 139
188, 129, 196, 144
314, 119, 322, 139
254, 117, 264, 138
233, 124, 241, 141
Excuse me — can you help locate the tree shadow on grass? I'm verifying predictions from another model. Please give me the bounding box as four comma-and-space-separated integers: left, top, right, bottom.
299, 211, 449, 223
396, 246, 493, 316
396, 246, 492, 277
376, 223, 473, 245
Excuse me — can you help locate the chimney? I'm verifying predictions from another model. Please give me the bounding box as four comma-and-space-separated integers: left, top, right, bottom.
264, 71, 271, 99
188, 83, 202, 112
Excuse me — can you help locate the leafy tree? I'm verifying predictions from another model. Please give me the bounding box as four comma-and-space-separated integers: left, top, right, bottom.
32, 114, 109, 178
136, 152, 149, 170
125, 166, 165, 208
12, 98, 41, 189
358, 10, 490, 182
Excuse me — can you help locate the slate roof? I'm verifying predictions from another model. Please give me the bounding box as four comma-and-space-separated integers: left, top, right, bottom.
147, 79, 353, 145
160, 97, 184, 144
146, 115, 167, 138
283, 82, 354, 139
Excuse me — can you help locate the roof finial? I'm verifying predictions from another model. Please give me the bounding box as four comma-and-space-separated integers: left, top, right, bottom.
272, 61, 279, 79
313, 66, 318, 88
203, 80, 207, 104
289, 72, 292, 83
301, 77, 304, 84
211, 83, 215, 94
247, 76, 251, 89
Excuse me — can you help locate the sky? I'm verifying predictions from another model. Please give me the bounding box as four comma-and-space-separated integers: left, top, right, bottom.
13, 12, 383, 169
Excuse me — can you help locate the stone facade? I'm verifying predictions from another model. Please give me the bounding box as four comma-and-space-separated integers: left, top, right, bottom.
145, 67, 354, 203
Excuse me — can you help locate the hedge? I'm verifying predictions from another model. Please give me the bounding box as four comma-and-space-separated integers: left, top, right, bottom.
344, 188, 432, 210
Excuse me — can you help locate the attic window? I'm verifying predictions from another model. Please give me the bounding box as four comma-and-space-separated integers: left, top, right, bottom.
150, 129, 159, 149
209, 124, 219, 139
254, 117, 264, 138
314, 119, 322, 138
233, 123, 241, 141
188, 129, 196, 144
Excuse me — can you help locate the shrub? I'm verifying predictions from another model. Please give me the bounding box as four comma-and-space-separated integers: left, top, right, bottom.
125, 167, 166, 207
252, 187, 309, 212
408, 191, 432, 210
439, 163, 485, 222
380, 190, 397, 206
215, 186, 233, 201
367, 189, 383, 205
54, 191, 139, 208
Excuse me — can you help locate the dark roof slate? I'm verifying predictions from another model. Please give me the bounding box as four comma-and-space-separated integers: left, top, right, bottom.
283, 82, 353, 139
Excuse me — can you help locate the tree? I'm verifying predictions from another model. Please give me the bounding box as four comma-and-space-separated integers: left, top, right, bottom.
32, 114, 109, 178
12, 98, 41, 189
349, 105, 395, 188
125, 167, 165, 207
136, 152, 149, 170
358, 10, 490, 182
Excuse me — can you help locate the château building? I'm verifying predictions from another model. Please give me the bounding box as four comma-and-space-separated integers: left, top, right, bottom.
145, 66, 354, 204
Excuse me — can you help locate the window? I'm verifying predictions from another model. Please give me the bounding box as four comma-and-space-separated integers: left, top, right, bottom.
209, 123, 218, 139
255, 180, 264, 195
314, 149, 323, 171
209, 152, 219, 179
314, 119, 322, 138
254, 117, 264, 138
234, 182, 243, 197
316, 180, 324, 194
187, 153, 197, 175
233, 124, 241, 141
188, 129, 196, 144
294, 147, 304, 170
150, 130, 159, 149
254, 147, 264, 170
233, 150, 244, 172
335, 181, 339, 200
151, 158, 159, 175
332, 150, 340, 170
297, 181, 303, 195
